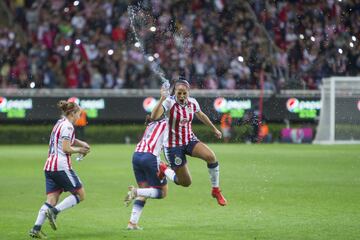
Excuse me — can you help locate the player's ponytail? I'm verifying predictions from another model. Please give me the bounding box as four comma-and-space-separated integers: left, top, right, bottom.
57, 100, 80, 116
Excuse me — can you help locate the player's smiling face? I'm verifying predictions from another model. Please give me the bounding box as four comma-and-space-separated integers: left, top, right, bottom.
175, 84, 189, 105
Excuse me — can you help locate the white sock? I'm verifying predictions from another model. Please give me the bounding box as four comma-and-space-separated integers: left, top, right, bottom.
164, 168, 177, 182
129, 199, 145, 224
208, 163, 220, 188
136, 188, 162, 199
55, 195, 79, 212
34, 204, 50, 227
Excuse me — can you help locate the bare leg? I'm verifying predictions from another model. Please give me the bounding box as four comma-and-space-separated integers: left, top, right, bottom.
173, 164, 192, 187
191, 142, 227, 206
46, 191, 61, 206
74, 187, 85, 202
191, 142, 216, 164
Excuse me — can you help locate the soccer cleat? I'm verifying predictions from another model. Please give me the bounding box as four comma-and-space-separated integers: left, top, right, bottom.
45, 208, 58, 230
124, 186, 137, 207
157, 161, 168, 180
29, 228, 47, 239
127, 221, 143, 230
211, 187, 227, 206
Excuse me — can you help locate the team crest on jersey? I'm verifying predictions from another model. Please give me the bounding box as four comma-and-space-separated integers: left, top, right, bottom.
174, 155, 183, 166
179, 119, 188, 127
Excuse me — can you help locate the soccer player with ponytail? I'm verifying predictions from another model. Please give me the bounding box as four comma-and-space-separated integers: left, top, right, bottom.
124, 115, 177, 230
151, 78, 227, 206
29, 100, 90, 238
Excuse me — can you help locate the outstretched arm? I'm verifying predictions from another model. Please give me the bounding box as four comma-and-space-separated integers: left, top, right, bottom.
195, 111, 222, 139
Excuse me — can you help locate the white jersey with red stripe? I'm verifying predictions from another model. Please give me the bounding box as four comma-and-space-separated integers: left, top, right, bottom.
44, 117, 75, 171
162, 96, 200, 147
135, 119, 168, 157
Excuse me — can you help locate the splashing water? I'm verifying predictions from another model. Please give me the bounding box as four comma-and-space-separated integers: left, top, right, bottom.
128, 5, 169, 86
128, 5, 193, 87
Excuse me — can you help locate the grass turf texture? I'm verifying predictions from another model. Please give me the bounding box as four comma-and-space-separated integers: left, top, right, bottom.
0, 144, 359, 240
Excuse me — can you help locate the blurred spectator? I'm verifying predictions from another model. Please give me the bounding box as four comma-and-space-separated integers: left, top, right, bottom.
1, 0, 360, 90
75, 109, 87, 140
258, 120, 272, 143
251, 0, 360, 88
68, 96, 88, 139
220, 112, 233, 143
243, 109, 260, 143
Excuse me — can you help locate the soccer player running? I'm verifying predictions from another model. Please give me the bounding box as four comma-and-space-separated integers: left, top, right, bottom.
29, 100, 90, 238
151, 78, 227, 206
124, 116, 177, 230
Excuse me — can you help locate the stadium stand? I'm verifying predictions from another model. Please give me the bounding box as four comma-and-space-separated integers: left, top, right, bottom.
0, 0, 359, 90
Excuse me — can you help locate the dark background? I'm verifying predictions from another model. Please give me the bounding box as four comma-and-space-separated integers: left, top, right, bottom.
0, 95, 332, 124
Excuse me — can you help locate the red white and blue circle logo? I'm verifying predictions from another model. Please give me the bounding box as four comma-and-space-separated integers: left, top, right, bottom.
214, 97, 227, 113
143, 97, 158, 113
0, 97, 7, 112
286, 98, 299, 113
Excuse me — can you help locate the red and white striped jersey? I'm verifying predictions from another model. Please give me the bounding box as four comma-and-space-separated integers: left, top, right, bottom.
162, 96, 200, 147
135, 119, 168, 156
44, 117, 75, 171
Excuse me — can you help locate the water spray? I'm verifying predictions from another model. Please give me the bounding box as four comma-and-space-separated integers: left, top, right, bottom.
128, 5, 169, 87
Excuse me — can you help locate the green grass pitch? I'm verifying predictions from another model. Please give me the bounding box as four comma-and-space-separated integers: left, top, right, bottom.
0, 144, 359, 239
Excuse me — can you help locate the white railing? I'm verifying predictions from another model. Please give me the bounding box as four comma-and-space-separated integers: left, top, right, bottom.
0, 88, 320, 97
0, 88, 163, 97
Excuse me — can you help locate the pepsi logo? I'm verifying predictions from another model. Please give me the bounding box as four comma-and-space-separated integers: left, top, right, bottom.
0, 97, 7, 110
286, 98, 299, 112
213, 98, 251, 113
0, 98, 32, 112
143, 97, 158, 113
214, 97, 226, 112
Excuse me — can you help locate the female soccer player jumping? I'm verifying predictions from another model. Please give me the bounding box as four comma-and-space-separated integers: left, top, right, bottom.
124, 116, 177, 230
29, 100, 90, 238
151, 79, 227, 206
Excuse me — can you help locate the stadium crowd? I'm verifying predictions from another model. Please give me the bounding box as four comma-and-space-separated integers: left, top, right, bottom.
1, 0, 360, 90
